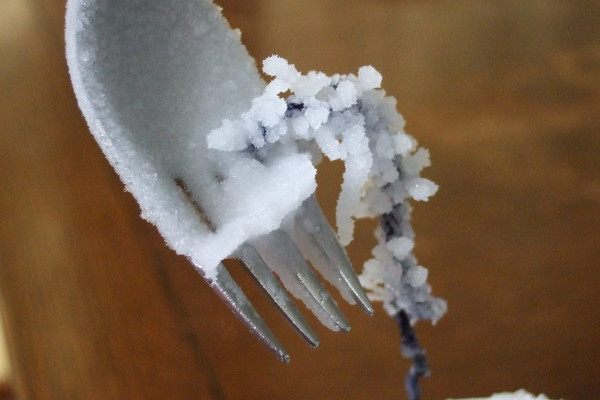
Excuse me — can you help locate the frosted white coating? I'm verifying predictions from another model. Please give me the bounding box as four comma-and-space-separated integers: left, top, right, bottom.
65, 0, 315, 277
209, 56, 444, 322
447, 389, 559, 400
209, 55, 438, 245
406, 265, 428, 287
67, 0, 444, 322
386, 237, 415, 260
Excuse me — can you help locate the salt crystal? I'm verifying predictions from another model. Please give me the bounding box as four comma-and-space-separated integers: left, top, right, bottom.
375, 133, 396, 159
305, 104, 330, 130
250, 95, 286, 127
263, 55, 299, 81
295, 72, 331, 98
402, 147, 432, 176
406, 178, 439, 201
406, 265, 428, 287
385, 237, 415, 260
265, 78, 289, 96
290, 116, 310, 139
364, 187, 392, 215
393, 133, 413, 156
335, 80, 358, 109
358, 65, 382, 90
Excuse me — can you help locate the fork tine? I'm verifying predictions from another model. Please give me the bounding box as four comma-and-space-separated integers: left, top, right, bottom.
235, 244, 319, 347
293, 195, 374, 315
252, 230, 351, 332
198, 262, 290, 363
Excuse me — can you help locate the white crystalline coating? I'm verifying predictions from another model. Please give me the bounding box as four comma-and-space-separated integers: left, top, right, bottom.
393, 134, 413, 156
210, 56, 445, 323
447, 390, 560, 400
406, 178, 439, 201
402, 147, 432, 175
204, 119, 248, 151
358, 66, 382, 90
263, 56, 300, 83
65, 0, 316, 278
406, 265, 428, 287
67, 0, 444, 323
209, 55, 400, 246
386, 237, 415, 260
332, 80, 358, 110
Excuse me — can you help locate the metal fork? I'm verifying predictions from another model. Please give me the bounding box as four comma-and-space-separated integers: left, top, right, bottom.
204, 195, 373, 362
66, 0, 372, 362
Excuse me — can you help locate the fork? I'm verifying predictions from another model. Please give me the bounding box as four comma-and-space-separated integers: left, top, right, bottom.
65, 0, 373, 362
212, 195, 373, 361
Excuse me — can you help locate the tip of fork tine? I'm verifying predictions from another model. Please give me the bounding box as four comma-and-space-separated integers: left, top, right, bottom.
341, 268, 374, 316
236, 245, 320, 348
295, 270, 351, 332
277, 350, 291, 363
298, 195, 374, 316
199, 262, 291, 363
257, 230, 352, 333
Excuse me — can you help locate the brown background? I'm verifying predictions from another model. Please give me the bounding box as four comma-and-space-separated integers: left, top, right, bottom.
1, 0, 599, 399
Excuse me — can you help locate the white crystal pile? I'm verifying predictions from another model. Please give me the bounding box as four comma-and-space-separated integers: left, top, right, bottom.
447, 390, 560, 400
209, 56, 445, 321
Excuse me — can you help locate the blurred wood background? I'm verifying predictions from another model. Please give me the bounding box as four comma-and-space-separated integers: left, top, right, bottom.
1, 0, 599, 399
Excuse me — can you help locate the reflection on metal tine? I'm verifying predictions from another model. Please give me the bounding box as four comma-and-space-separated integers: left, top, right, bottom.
200, 262, 290, 363
297, 195, 374, 315
236, 244, 319, 347
254, 230, 351, 332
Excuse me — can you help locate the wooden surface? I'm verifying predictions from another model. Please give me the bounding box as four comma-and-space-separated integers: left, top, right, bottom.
1, 0, 599, 399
